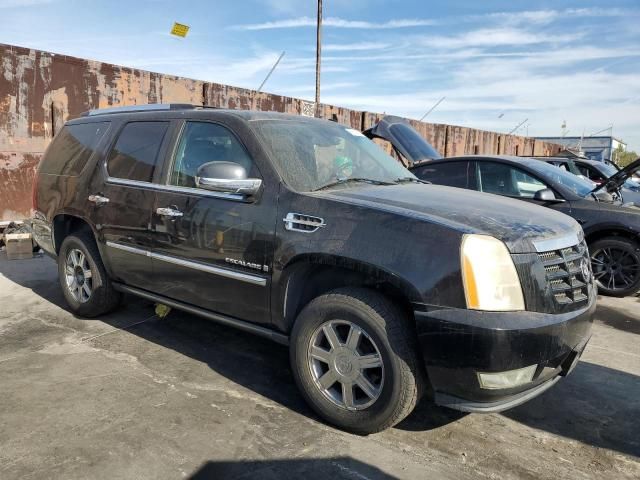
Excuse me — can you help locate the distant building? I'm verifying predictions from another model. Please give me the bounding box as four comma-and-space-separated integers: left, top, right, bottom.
535, 136, 626, 163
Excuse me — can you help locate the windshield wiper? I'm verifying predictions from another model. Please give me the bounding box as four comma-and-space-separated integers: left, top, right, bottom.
395, 176, 430, 184
312, 178, 396, 191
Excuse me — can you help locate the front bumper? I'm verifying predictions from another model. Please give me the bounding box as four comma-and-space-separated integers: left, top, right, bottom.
414, 289, 596, 413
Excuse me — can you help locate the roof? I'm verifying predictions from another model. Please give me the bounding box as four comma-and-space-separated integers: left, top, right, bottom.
410, 154, 551, 169
71, 104, 329, 125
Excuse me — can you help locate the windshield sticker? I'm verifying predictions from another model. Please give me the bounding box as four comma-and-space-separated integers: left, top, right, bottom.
345, 128, 365, 137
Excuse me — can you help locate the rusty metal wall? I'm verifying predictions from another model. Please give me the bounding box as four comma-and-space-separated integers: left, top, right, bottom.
0, 42, 562, 221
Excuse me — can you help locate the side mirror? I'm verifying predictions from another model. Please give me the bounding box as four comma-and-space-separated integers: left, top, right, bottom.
533, 188, 564, 203
195, 161, 262, 196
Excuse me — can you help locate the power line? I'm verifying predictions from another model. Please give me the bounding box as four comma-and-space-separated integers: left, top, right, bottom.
508, 118, 528, 135
419, 96, 445, 121
256, 51, 285, 93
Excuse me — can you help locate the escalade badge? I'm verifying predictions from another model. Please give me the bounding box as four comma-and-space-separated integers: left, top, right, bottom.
225, 257, 269, 272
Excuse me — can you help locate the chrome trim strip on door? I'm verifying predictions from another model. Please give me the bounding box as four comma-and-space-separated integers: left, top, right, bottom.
106, 241, 151, 257
105, 241, 266, 286
105, 177, 245, 201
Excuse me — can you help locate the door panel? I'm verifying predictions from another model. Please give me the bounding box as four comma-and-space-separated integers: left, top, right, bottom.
151, 191, 275, 324
149, 121, 276, 324
90, 121, 171, 288
470, 160, 573, 216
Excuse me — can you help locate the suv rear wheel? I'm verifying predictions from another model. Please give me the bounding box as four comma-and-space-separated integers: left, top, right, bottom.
590, 236, 640, 297
290, 287, 424, 434
58, 232, 121, 317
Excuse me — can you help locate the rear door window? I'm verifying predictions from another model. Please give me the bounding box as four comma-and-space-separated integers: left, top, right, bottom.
412, 161, 469, 188
40, 122, 110, 176
107, 122, 169, 182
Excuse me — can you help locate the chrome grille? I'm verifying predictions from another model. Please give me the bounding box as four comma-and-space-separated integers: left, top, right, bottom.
538, 241, 591, 305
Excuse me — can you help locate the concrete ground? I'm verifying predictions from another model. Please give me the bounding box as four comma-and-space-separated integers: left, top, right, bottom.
0, 252, 638, 480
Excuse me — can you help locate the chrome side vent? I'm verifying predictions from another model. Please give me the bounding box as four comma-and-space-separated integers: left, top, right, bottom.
283, 212, 326, 233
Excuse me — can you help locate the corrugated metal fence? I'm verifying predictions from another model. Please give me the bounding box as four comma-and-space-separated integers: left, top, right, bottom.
0, 43, 562, 221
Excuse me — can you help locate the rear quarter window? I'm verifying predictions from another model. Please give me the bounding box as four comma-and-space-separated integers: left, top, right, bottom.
412, 161, 468, 188
39, 122, 110, 176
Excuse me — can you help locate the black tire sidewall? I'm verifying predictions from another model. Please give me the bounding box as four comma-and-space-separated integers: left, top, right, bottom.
590, 237, 640, 297
58, 234, 111, 316
290, 292, 413, 433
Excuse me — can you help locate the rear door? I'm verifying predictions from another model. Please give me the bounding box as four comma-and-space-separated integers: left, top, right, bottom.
148, 120, 277, 325
89, 120, 172, 288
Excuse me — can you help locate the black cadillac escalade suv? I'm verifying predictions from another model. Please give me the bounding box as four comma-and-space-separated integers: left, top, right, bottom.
32, 105, 595, 434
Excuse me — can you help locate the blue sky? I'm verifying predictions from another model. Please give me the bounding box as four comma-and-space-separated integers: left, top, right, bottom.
1, 0, 639, 149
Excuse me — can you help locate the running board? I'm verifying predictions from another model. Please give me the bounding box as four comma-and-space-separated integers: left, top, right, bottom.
112, 282, 289, 346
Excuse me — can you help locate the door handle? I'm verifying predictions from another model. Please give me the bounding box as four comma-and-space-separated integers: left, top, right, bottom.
88, 194, 110, 206
156, 207, 183, 217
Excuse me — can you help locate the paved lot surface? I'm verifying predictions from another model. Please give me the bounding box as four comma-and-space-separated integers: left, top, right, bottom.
1, 252, 638, 480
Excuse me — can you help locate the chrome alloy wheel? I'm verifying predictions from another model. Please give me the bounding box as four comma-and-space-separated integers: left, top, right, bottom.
307, 320, 384, 411
65, 248, 93, 303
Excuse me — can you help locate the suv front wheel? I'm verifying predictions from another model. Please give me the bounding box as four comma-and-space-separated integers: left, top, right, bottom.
58, 232, 122, 317
290, 287, 424, 434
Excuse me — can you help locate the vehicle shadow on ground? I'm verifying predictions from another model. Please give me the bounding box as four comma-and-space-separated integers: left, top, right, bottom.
188, 457, 398, 480
504, 360, 640, 458
1, 256, 639, 458
593, 303, 640, 335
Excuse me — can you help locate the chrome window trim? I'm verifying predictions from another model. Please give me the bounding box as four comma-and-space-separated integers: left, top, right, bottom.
105, 176, 245, 201
106, 241, 266, 286
532, 232, 580, 253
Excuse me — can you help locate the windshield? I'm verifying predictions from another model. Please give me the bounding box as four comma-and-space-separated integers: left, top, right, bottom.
388, 123, 442, 162
526, 160, 596, 197
251, 119, 414, 192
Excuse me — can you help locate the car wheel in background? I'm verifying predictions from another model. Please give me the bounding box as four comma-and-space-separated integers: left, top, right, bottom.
590, 236, 640, 297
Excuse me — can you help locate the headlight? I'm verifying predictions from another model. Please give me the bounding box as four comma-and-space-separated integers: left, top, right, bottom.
461, 234, 525, 311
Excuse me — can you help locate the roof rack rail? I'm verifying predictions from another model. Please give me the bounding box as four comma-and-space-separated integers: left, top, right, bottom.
80, 103, 216, 117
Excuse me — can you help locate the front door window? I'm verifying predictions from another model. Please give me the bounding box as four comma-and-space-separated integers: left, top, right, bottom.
477, 162, 548, 198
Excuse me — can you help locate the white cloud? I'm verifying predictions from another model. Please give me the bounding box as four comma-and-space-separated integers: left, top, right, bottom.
323, 42, 390, 52
0, 0, 53, 7
417, 28, 583, 49
231, 7, 639, 31
478, 7, 634, 26
231, 16, 438, 30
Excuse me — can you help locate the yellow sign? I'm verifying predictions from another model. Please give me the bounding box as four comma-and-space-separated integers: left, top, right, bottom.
170, 22, 190, 38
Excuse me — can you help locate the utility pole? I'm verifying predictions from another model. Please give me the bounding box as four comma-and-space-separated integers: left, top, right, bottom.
315, 0, 322, 117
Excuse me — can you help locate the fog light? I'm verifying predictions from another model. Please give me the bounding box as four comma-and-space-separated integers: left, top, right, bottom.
477, 365, 537, 390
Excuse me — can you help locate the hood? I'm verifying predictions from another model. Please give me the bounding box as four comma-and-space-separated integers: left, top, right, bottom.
315, 183, 582, 254
363, 115, 442, 164
592, 158, 640, 194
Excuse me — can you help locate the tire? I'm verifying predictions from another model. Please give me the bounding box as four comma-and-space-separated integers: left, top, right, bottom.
590, 236, 640, 297
58, 231, 122, 317
290, 287, 424, 434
